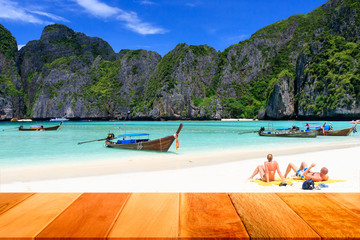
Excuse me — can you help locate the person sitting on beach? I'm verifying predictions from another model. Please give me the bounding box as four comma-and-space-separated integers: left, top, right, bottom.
284, 162, 329, 182
248, 154, 285, 183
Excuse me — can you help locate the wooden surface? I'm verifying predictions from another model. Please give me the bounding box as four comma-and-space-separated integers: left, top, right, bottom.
36, 193, 130, 240
0, 193, 33, 215
0, 193, 80, 239
179, 193, 249, 239
108, 193, 179, 239
278, 193, 360, 240
326, 193, 360, 217
230, 193, 320, 240
0, 193, 358, 239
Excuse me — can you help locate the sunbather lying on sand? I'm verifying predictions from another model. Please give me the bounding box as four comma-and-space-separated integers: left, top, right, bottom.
248, 154, 285, 183
284, 162, 329, 182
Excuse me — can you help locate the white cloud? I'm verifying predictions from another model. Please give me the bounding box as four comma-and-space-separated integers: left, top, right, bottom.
117, 10, 167, 35
223, 34, 250, 44
230, 34, 250, 42
29, 10, 70, 23
74, 0, 120, 18
0, 0, 50, 24
139, 0, 156, 5
17, 44, 25, 50
186, 3, 197, 7
0, 0, 68, 25
186, 1, 202, 7
74, 0, 167, 35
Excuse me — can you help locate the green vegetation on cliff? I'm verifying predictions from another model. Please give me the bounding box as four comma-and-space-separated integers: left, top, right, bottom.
134, 43, 215, 113
0, 24, 17, 59
0, 73, 21, 96
84, 59, 123, 113
302, 35, 360, 114
220, 0, 360, 119
0, 23, 21, 99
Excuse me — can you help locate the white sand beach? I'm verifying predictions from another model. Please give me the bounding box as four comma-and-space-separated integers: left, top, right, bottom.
1, 141, 360, 192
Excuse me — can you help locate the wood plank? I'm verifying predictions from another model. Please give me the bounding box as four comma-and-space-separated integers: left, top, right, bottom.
229, 193, 320, 240
0, 193, 34, 216
0, 193, 81, 240
108, 193, 179, 239
325, 193, 360, 217
179, 193, 249, 239
36, 193, 130, 240
278, 193, 360, 240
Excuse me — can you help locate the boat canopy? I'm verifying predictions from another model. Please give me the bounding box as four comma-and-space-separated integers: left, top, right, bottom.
314, 126, 330, 130
117, 133, 150, 137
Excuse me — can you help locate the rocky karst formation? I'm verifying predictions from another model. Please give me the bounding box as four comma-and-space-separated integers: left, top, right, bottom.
0, 0, 359, 120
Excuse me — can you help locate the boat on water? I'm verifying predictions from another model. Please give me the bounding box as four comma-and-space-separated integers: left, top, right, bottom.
105, 124, 183, 152
19, 122, 62, 131
313, 127, 353, 136
50, 117, 69, 122
309, 122, 358, 136
10, 118, 32, 122
18, 119, 32, 122
258, 126, 317, 138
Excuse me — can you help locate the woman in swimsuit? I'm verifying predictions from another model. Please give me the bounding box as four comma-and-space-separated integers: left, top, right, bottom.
248, 154, 286, 183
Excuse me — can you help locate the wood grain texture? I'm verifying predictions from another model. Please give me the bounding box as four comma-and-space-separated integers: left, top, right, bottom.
0, 193, 34, 216
278, 193, 360, 240
326, 193, 360, 217
179, 193, 249, 240
229, 193, 320, 240
36, 193, 130, 240
0, 193, 81, 240
108, 193, 179, 239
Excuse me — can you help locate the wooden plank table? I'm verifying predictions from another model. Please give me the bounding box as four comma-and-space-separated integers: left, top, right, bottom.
0, 193, 33, 215
229, 193, 320, 239
278, 193, 360, 240
325, 193, 360, 217
0, 193, 357, 239
179, 193, 249, 239
108, 193, 179, 239
36, 193, 130, 240
0, 193, 81, 239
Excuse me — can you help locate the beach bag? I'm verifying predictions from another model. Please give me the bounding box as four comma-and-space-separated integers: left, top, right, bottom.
302, 179, 314, 190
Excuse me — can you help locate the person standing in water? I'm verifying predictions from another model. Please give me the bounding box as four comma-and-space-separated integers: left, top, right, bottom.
248, 154, 285, 183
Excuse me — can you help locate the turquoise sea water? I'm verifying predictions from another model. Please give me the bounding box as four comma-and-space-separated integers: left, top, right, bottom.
0, 120, 359, 169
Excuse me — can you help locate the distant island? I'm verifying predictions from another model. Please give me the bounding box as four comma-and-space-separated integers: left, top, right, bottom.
1, 0, 360, 121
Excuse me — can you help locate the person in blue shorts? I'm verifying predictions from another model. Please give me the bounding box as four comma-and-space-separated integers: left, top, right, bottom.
284, 162, 329, 182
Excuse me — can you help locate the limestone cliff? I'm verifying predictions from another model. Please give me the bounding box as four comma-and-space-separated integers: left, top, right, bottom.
0, 24, 21, 120
1, 0, 359, 120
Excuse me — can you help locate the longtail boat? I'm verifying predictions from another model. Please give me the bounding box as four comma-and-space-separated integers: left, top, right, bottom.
19, 122, 62, 131
312, 122, 357, 136
258, 127, 317, 138
315, 127, 353, 136
50, 117, 69, 122
105, 124, 183, 152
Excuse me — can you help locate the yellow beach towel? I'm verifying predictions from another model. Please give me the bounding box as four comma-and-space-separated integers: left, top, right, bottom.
250, 178, 345, 187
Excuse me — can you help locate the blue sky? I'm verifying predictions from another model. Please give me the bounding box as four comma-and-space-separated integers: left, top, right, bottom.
0, 0, 328, 56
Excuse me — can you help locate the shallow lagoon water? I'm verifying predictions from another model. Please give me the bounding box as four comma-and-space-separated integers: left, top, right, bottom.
0, 120, 358, 169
